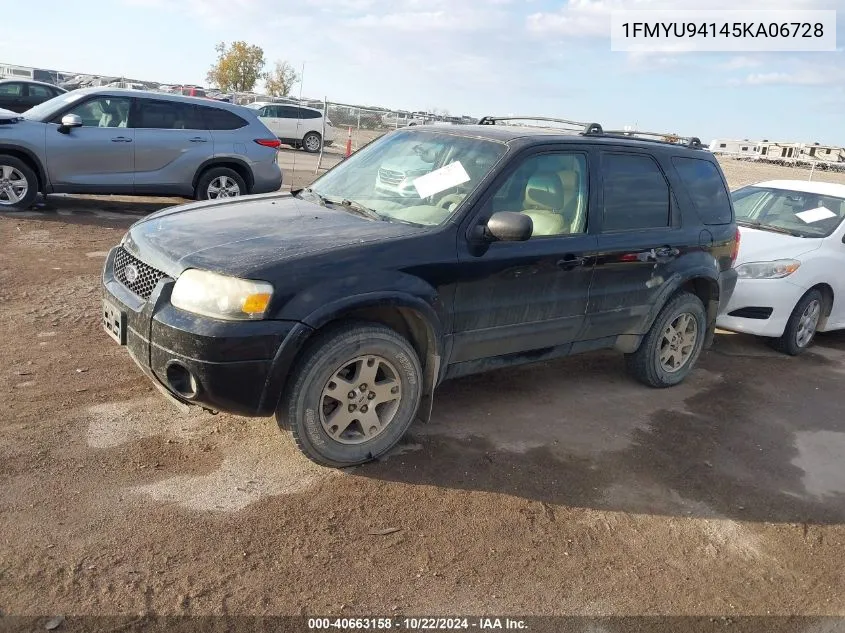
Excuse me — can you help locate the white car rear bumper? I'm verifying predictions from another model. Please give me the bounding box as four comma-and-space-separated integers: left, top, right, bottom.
716, 278, 808, 337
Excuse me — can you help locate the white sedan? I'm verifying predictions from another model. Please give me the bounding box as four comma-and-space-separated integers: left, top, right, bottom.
717, 179, 845, 355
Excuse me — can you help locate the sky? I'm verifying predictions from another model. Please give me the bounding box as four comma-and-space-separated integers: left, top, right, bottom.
2, 0, 845, 145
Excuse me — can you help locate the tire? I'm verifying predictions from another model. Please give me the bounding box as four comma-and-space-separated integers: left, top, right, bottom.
626, 291, 707, 388
0, 155, 39, 210
768, 289, 823, 356
279, 322, 423, 467
302, 132, 322, 153
195, 167, 247, 201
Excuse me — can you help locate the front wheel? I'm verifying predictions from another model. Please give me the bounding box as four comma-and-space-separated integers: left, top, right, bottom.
279, 322, 423, 467
769, 289, 823, 356
0, 156, 39, 210
626, 291, 707, 388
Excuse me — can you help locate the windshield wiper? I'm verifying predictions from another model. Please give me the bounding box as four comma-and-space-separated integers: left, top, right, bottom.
737, 219, 804, 237
328, 197, 388, 221
295, 187, 330, 207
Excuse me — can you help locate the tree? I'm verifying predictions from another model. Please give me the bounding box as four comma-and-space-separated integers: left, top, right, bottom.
207, 41, 266, 92
264, 60, 300, 98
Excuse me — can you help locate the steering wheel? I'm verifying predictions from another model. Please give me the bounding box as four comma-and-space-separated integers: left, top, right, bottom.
437, 193, 466, 211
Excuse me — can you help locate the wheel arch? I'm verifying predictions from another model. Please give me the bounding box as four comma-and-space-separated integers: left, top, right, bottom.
809, 282, 835, 329
634, 271, 721, 352
0, 144, 47, 193
262, 293, 444, 422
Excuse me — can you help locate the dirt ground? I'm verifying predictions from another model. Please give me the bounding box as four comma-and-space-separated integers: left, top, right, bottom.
1, 158, 845, 630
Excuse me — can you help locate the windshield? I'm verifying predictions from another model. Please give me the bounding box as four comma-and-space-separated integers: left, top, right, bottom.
304, 129, 507, 226
22, 91, 87, 122
731, 185, 845, 238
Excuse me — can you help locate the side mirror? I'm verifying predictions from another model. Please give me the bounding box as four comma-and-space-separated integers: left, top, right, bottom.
484, 211, 533, 242
58, 114, 82, 134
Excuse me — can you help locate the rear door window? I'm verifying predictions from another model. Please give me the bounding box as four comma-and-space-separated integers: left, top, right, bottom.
136, 99, 204, 129
27, 84, 53, 99
672, 156, 733, 224
601, 153, 671, 231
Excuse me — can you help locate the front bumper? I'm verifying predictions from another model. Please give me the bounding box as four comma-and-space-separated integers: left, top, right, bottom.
716, 276, 806, 338
102, 246, 311, 417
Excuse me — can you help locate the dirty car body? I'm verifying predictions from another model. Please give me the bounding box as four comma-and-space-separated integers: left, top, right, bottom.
102, 123, 738, 466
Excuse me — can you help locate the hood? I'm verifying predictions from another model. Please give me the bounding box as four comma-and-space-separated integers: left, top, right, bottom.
735, 226, 823, 265
124, 193, 425, 279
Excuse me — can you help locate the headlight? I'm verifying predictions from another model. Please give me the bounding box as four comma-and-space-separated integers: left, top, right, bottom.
171, 269, 273, 320
736, 259, 801, 279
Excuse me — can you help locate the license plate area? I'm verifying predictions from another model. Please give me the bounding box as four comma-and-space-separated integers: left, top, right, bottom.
103, 298, 127, 345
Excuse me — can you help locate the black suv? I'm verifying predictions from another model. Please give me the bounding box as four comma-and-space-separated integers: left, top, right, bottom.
102, 117, 739, 467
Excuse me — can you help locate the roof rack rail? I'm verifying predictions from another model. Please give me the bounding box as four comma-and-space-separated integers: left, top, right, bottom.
476, 116, 702, 149
601, 129, 703, 149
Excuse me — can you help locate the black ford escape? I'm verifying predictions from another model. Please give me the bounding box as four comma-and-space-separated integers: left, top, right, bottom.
102, 117, 739, 467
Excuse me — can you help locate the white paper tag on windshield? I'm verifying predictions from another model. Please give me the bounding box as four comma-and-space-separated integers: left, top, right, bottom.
795, 206, 837, 223
412, 161, 471, 198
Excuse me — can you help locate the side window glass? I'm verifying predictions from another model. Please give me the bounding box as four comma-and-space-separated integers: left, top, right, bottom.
64, 97, 132, 128
602, 153, 670, 231
28, 85, 53, 98
200, 107, 247, 130
137, 100, 203, 129
0, 83, 23, 95
672, 157, 732, 224
487, 153, 589, 238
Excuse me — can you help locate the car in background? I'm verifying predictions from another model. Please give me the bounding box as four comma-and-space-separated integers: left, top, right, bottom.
717, 179, 845, 354
0, 87, 282, 210
180, 86, 207, 98
0, 80, 66, 113
99, 121, 738, 467
246, 102, 335, 153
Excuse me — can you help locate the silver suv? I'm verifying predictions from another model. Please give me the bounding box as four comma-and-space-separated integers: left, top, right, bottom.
0, 87, 283, 210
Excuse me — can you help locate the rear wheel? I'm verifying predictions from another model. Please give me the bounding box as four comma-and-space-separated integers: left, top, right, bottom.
279, 322, 423, 467
195, 167, 246, 201
302, 132, 322, 153
0, 156, 38, 210
769, 289, 823, 356
626, 291, 707, 388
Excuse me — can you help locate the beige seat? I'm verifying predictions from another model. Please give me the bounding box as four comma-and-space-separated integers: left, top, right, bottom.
522, 173, 567, 236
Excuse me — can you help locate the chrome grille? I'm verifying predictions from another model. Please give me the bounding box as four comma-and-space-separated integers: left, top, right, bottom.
378, 168, 404, 186
113, 247, 166, 300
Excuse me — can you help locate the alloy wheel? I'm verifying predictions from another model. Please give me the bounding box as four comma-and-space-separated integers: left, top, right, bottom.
659, 312, 698, 373
0, 165, 29, 206
319, 355, 402, 444
207, 176, 241, 199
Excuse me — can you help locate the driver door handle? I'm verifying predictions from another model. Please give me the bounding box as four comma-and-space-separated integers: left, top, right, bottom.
189, 137, 208, 142
111, 136, 132, 143
557, 255, 587, 270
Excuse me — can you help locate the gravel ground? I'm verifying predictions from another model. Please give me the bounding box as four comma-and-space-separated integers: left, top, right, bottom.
1, 159, 844, 631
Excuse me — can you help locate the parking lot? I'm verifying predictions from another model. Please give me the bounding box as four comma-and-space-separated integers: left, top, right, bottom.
1, 158, 845, 624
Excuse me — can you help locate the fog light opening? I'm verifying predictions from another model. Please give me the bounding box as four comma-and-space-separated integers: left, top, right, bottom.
165, 362, 199, 399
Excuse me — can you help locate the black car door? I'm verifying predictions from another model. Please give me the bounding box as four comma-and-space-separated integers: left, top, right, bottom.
450, 146, 598, 367
581, 149, 698, 340
0, 82, 27, 113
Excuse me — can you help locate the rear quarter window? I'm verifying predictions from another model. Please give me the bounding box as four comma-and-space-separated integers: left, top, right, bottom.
200, 106, 248, 130
672, 156, 733, 225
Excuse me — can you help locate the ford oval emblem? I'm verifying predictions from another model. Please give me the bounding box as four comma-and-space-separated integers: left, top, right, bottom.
124, 264, 139, 284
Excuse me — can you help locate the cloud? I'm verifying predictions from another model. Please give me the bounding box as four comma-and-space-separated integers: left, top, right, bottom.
720, 56, 763, 70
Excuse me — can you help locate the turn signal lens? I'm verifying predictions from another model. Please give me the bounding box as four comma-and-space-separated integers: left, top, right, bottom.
242, 293, 272, 315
